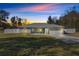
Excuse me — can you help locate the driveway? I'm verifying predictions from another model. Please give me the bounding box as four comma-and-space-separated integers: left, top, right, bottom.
52, 34, 79, 44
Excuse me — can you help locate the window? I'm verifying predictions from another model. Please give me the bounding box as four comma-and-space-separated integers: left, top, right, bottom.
31, 28, 45, 33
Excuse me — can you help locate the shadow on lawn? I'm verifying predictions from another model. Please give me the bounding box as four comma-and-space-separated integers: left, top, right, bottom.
0, 37, 79, 56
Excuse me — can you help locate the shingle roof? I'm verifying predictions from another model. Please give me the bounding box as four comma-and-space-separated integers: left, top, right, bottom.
26, 23, 64, 28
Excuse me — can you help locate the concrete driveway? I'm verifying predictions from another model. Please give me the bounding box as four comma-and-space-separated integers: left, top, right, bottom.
54, 34, 79, 44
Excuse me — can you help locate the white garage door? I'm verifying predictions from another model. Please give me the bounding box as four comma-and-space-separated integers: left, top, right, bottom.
49, 30, 63, 37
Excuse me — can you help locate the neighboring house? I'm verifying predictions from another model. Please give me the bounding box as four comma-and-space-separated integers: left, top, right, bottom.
64, 28, 76, 34
4, 23, 64, 36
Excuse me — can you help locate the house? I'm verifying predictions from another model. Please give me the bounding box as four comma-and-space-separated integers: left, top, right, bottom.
64, 28, 76, 34
4, 23, 64, 36
23, 23, 64, 36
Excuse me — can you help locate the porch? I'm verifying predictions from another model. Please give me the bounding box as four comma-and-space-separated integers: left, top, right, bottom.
27, 28, 49, 35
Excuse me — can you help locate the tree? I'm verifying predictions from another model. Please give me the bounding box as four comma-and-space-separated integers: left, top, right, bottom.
11, 16, 22, 28
47, 16, 56, 24
58, 6, 79, 31
18, 18, 22, 26
0, 10, 10, 29
11, 16, 17, 28
0, 10, 9, 20
52, 17, 58, 24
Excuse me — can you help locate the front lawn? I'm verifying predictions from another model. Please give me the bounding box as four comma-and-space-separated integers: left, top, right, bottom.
0, 35, 79, 56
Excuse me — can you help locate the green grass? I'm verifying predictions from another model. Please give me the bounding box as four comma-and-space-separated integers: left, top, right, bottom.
0, 33, 79, 56
0, 33, 53, 38
0, 36, 79, 56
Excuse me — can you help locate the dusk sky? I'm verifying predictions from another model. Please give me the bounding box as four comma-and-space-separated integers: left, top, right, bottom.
0, 3, 79, 22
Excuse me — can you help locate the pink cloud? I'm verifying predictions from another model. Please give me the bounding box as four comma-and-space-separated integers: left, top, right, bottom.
18, 4, 57, 12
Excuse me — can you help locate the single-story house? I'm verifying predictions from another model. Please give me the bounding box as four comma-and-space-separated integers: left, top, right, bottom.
4, 23, 64, 36
18, 23, 64, 36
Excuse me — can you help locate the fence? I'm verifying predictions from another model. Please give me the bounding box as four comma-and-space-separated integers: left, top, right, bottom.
4, 29, 31, 33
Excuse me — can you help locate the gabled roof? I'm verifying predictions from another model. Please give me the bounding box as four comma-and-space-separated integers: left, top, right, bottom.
26, 23, 64, 28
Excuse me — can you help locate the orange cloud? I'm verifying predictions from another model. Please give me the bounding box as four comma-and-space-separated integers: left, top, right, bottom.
19, 4, 57, 12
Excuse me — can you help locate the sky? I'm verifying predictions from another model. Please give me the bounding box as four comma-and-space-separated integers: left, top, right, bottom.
0, 3, 79, 23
